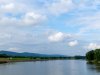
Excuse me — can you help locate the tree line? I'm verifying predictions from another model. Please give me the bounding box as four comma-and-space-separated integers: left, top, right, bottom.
86, 49, 100, 62
0, 53, 85, 60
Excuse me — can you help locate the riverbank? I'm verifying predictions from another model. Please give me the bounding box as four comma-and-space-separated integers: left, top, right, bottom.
0, 57, 86, 63
0, 58, 35, 63
0, 58, 53, 63
87, 60, 100, 64
0, 57, 68, 63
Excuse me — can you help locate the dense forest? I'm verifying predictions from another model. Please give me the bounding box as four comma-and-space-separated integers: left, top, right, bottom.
86, 49, 100, 63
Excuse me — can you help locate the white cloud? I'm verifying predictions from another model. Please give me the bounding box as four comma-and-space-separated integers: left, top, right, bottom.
47, 0, 74, 15
0, 12, 46, 26
0, 0, 47, 27
0, 33, 11, 39
8, 47, 20, 51
22, 12, 46, 26
48, 32, 71, 42
0, 2, 26, 14
64, 0, 100, 30
87, 43, 100, 50
68, 40, 78, 47
65, 11, 100, 40
1, 3, 14, 11
0, 0, 14, 4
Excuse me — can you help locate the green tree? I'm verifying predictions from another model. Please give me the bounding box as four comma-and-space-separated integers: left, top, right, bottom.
0, 54, 9, 58
94, 49, 100, 61
86, 50, 94, 61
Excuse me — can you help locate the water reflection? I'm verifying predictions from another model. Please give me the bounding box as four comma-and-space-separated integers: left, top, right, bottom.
0, 60, 100, 75
87, 62, 100, 72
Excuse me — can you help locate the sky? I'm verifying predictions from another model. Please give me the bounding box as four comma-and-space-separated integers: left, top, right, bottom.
0, 0, 100, 56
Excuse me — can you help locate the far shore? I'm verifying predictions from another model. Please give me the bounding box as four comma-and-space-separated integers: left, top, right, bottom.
0, 57, 85, 63
0, 58, 68, 63
0, 59, 47, 63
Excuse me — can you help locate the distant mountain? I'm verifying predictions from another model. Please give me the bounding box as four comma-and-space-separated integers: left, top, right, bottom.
0, 51, 67, 57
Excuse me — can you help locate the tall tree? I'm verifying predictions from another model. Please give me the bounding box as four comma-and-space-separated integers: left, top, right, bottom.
86, 50, 94, 61
94, 49, 100, 61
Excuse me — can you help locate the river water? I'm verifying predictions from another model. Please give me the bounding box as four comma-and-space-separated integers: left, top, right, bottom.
0, 60, 100, 75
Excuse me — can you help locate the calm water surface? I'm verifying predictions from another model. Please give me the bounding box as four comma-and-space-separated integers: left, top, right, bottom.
0, 60, 100, 75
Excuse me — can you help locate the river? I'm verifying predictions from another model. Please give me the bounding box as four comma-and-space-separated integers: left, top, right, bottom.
0, 60, 100, 75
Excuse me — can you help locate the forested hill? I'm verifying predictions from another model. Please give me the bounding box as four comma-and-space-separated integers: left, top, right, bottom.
0, 51, 66, 57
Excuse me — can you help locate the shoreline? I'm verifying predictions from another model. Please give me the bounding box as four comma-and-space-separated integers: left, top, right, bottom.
87, 60, 100, 64
0, 58, 68, 63
0, 59, 52, 63
0, 58, 86, 63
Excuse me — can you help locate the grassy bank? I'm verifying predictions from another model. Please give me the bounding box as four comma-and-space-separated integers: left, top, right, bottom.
0, 56, 86, 63
87, 60, 100, 64
0, 57, 68, 63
